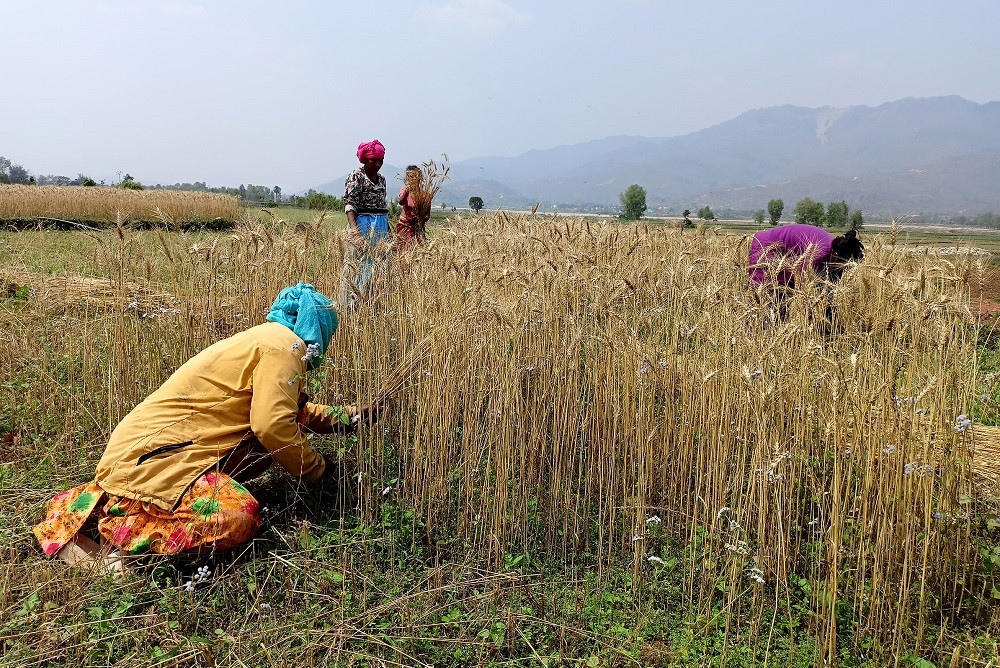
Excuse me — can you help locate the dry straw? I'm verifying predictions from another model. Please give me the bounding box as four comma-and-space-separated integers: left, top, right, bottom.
408, 156, 450, 219
1, 212, 994, 663
0, 184, 241, 226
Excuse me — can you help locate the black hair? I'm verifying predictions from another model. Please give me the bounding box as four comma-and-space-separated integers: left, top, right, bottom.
831, 229, 864, 262
825, 229, 864, 282
406, 165, 420, 172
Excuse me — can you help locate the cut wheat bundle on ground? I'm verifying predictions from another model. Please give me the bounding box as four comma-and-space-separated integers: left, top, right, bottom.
1, 267, 177, 311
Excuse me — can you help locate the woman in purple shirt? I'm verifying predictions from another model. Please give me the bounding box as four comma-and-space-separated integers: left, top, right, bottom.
749, 224, 863, 286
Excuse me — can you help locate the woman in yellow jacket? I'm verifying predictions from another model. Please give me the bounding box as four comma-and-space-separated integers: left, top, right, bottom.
34, 283, 373, 560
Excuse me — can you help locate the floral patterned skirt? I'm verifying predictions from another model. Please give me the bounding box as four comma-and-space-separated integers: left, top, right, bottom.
33, 471, 261, 557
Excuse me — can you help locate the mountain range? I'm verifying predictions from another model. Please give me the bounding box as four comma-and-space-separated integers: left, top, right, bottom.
313, 96, 1000, 216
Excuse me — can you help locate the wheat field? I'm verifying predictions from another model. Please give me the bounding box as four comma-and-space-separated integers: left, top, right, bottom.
0, 184, 242, 227
1, 214, 997, 666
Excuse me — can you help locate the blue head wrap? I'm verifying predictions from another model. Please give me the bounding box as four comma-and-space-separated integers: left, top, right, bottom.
265, 283, 338, 370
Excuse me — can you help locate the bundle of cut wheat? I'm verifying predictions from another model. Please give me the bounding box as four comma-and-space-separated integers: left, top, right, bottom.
971, 425, 1000, 498
409, 156, 450, 220
1, 268, 174, 311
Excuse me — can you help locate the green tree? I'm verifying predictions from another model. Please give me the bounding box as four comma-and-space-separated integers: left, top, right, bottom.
300, 189, 343, 210
469, 196, 484, 213
273, 186, 282, 202
849, 210, 864, 231
619, 184, 647, 220
793, 197, 825, 225
119, 173, 144, 190
753, 210, 765, 225
826, 200, 849, 229
697, 205, 715, 221
767, 198, 784, 226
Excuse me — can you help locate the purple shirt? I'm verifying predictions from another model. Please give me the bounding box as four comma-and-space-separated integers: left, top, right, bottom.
748, 224, 834, 285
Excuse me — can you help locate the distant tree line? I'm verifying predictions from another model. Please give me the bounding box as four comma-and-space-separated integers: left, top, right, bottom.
146, 182, 282, 203
142, 183, 346, 210
0, 156, 97, 186
940, 212, 1000, 229
1, 156, 348, 210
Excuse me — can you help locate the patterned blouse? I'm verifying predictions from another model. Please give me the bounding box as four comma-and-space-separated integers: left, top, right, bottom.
344, 167, 387, 214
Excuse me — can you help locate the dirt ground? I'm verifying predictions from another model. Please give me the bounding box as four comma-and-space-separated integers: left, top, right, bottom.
975, 269, 1000, 319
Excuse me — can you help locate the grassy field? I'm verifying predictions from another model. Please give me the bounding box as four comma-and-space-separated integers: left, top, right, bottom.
2, 214, 1000, 667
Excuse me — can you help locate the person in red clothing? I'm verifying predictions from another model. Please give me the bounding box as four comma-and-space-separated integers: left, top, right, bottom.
395, 165, 429, 253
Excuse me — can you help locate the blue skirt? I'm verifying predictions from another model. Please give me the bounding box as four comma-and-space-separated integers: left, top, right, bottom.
356, 213, 390, 243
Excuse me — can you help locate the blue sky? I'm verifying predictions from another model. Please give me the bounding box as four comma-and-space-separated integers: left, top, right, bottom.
2, 0, 998, 191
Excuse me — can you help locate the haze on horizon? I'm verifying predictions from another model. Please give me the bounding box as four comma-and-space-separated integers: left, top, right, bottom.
2, 0, 998, 193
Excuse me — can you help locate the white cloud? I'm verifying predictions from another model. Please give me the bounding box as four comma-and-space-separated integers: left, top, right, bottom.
417, 0, 530, 35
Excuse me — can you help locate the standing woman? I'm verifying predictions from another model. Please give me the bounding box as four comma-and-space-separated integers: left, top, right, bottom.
395, 165, 429, 253
342, 140, 390, 308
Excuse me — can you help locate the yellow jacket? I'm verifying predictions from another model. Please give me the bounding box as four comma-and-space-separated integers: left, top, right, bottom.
96, 322, 345, 510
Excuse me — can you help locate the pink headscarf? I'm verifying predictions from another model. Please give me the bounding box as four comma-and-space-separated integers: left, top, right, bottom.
356, 140, 385, 163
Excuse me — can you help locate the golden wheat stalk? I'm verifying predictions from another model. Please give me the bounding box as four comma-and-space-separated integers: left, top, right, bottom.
409, 155, 450, 218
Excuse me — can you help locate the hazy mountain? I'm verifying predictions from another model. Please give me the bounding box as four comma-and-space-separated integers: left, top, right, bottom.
312, 97, 1000, 215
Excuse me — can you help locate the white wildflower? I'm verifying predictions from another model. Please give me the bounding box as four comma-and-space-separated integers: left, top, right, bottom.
725, 541, 748, 555
647, 555, 665, 566
645, 515, 662, 525
301, 343, 320, 363
954, 414, 972, 433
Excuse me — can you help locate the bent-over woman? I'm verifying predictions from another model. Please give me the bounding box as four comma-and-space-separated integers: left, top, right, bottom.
34, 283, 376, 560
749, 224, 863, 286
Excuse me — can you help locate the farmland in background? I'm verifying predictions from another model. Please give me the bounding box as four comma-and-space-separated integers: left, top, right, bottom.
2, 212, 1000, 666
0, 184, 242, 228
